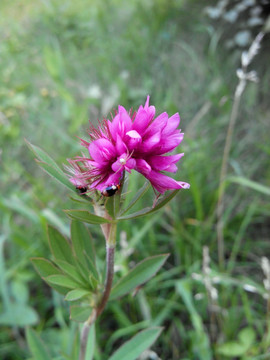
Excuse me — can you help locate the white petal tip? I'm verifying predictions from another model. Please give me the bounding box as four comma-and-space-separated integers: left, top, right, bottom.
181, 183, 190, 189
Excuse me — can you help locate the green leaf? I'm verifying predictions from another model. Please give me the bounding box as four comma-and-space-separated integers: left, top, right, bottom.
108, 327, 163, 360
217, 327, 256, 357
120, 182, 151, 216
118, 207, 152, 220
37, 161, 75, 192
34, 265, 71, 295
65, 289, 91, 302
74, 259, 95, 289
110, 254, 169, 300
217, 342, 249, 357
47, 225, 74, 263
53, 260, 86, 287
150, 189, 180, 212
70, 194, 93, 205
104, 196, 116, 219
176, 279, 204, 333
64, 210, 111, 224
176, 279, 212, 360
31, 257, 63, 278
238, 327, 256, 348
26, 140, 74, 192
228, 176, 270, 196
84, 324, 95, 360
71, 220, 96, 266
26, 140, 62, 172
84, 252, 100, 281
118, 190, 180, 220
0, 304, 39, 327
26, 328, 52, 360
70, 305, 92, 323
45, 275, 81, 289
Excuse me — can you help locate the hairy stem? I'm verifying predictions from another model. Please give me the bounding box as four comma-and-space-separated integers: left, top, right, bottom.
96, 244, 115, 317
79, 310, 96, 360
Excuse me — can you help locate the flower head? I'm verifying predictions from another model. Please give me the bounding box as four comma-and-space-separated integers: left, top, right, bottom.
67, 96, 189, 194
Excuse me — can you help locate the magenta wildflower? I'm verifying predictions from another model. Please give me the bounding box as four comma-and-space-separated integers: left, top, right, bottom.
67, 96, 190, 194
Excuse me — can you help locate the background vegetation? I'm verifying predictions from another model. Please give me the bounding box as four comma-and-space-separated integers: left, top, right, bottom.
0, 0, 269, 359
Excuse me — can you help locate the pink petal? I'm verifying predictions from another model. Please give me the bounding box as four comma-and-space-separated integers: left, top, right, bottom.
110, 107, 132, 141
132, 108, 150, 134
148, 153, 184, 172
91, 171, 124, 190
106, 171, 124, 186
144, 95, 150, 108
89, 138, 116, 163
125, 157, 136, 172
156, 132, 184, 155
135, 159, 151, 175
165, 164, 178, 173
126, 130, 142, 150
140, 130, 161, 152
116, 134, 128, 155
143, 95, 156, 120
162, 113, 180, 136
146, 170, 190, 194
112, 154, 136, 173
144, 112, 168, 138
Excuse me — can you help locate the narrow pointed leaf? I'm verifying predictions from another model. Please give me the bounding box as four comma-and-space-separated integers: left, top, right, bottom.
65, 289, 91, 302
118, 207, 152, 220
45, 275, 81, 289
70, 195, 93, 205
118, 190, 180, 220
26, 140, 74, 192
31, 257, 63, 278
104, 196, 115, 219
71, 220, 96, 266
75, 259, 93, 286
85, 324, 95, 360
70, 305, 92, 323
65, 210, 110, 224
37, 161, 75, 191
53, 260, 86, 286
43, 281, 70, 295
176, 279, 212, 359
228, 175, 270, 196
26, 328, 52, 360
120, 182, 151, 216
31, 259, 70, 294
88, 274, 99, 290
110, 254, 169, 300
84, 252, 100, 281
47, 225, 74, 264
108, 327, 163, 360
150, 189, 180, 212
26, 140, 62, 172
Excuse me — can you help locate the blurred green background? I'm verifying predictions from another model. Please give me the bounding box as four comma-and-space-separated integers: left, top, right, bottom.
0, 0, 270, 359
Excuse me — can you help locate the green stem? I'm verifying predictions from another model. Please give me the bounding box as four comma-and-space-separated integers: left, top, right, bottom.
216, 78, 246, 269
79, 223, 117, 360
